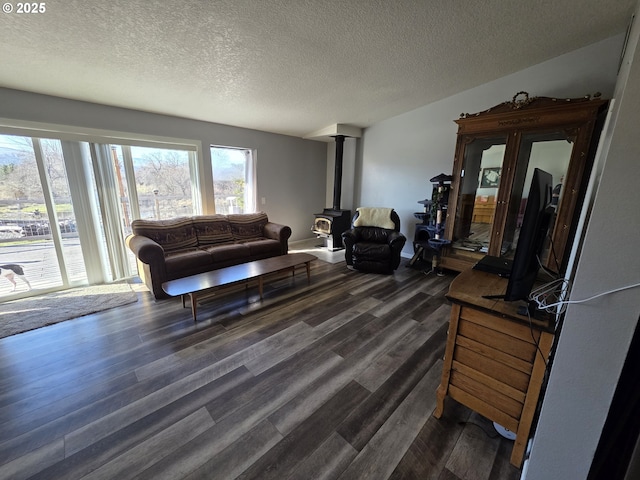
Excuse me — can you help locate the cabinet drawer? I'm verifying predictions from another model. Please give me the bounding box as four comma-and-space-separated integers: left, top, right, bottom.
457, 317, 537, 364
452, 360, 526, 404
453, 344, 531, 393
450, 369, 523, 420
459, 306, 541, 344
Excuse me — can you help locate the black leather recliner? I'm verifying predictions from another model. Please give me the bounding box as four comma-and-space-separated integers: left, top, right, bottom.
342, 208, 406, 274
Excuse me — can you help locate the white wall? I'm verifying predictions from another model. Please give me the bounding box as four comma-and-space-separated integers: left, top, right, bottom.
525, 5, 640, 478
0, 88, 327, 242
356, 34, 625, 257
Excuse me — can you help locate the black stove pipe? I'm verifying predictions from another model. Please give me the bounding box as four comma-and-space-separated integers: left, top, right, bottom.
332, 135, 345, 210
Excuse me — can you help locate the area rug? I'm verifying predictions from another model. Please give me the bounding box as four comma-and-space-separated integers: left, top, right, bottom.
0, 283, 138, 339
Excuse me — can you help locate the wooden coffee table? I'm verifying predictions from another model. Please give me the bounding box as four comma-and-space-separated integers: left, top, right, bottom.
162, 253, 316, 321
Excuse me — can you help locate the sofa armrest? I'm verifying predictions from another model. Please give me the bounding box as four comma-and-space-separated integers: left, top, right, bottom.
341, 228, 360, 245
341, 228, 359, 266
126, 234, 166, 265
389, 231, 407, 270
263, 222, 292, 254
388, 231, 406, 248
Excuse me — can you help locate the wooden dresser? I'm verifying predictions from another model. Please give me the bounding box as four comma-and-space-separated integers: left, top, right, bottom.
433, 268, 554, 467
471, 196, 496, 224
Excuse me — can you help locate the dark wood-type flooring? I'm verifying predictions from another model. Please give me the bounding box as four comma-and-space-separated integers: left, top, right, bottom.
0, 257, 522, 480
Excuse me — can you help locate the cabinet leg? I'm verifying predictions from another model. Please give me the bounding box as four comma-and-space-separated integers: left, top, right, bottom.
433, 384, 446, 418
434, 305, 458, 419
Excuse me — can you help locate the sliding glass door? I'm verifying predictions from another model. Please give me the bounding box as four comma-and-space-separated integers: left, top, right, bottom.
0, 132, 200, 300
0, 134, 86, 297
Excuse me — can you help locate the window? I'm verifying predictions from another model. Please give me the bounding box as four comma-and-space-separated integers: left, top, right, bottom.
93, 143, 199, 278
0, 123, 263, 300
0, 134, 87, 295
106, 144, 197, 221
0, 126, 200, 300
211, 146, 256, 214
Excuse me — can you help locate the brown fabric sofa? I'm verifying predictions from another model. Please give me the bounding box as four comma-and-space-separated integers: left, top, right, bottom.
126, 212, 292, 299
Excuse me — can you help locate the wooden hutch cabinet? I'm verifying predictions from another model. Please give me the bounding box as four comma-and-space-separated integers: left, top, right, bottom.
439, 92, 609, 273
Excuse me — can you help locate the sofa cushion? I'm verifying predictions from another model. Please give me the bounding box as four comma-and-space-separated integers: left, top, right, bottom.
131, 218, 197, 252
192, 215, 234, 246
355, 227, 394, 244
245, 238, 282, 257
164, 248, 213, 276
228, 212, 268, 242
353, 242, 391, 262
201, 242, 251, 262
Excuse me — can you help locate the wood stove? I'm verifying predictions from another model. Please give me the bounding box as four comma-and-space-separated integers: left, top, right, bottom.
312, 208, 351, 250
312, 134, 351, 250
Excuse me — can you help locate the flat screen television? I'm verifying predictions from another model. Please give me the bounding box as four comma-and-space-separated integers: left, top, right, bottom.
503, 168, 554, 302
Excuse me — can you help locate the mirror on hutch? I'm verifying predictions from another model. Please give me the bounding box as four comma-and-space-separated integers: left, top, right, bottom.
440, 92, 609, 274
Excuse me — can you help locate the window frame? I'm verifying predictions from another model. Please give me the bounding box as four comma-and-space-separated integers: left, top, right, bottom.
210, 144, 257, 215
0, 119, 212, 292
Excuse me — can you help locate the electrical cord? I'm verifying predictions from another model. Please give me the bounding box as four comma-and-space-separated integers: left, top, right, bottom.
525, 307, 550, 369
531, 231, 640, 314
539, 231, 562, 277
536, 259, 560, 280
529, 278, 572, 314
530, 279, 640, 315
522, 235, 640, 369
526, 279, 640, 372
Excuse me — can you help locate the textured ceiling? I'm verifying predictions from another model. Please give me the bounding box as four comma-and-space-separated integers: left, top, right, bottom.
0, 0, 635, 138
